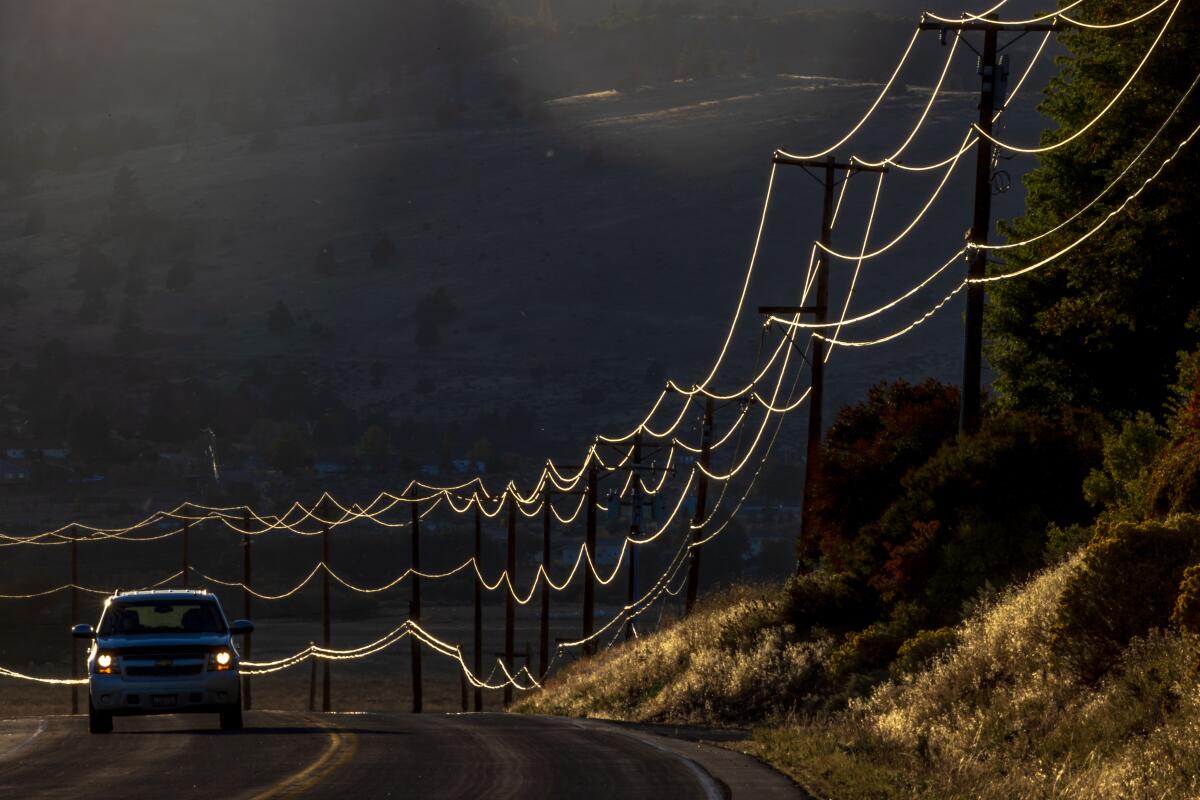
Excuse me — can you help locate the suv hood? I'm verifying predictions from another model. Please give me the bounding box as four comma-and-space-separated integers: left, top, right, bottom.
96, 633, 230, 650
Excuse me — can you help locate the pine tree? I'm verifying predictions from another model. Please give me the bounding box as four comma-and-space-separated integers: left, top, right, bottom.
986, 2, 1200, 417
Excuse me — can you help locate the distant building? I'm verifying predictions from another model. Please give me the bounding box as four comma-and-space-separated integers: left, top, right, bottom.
0, 459, 28, 483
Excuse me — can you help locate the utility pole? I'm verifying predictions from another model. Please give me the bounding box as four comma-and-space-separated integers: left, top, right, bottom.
473, 505, 483, 712
685, 397, 714, 614
625, 434, 643, 642
321, 507, 331, 713
917, 14, 1066, 434
582, 464, 597, 656
540, 486, 552, 680
410, 494, 422, 714
242, 509, 252, 711
69, 525, 78, 715
762, 154, 887, 567
181, 519, 190, 589
503, 493, 517, 707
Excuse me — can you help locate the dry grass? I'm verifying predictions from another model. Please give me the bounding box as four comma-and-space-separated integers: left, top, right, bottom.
522, 556, 1200, 798
759, 555, 1200, 799
515, 583, 830, 725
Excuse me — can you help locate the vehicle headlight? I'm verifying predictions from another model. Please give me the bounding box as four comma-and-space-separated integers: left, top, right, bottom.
95, 652, 118, 675
210, 649, 234, 671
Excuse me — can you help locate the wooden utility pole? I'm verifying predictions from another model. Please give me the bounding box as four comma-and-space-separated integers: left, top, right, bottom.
582, 464, 598, 655
625, 433, 642, 642
503, 494, 517, 707
69, 525, 78, 715
242, 509, 253, 711
916, 14, 1067, 433
181, 519, 190, 588
473, 505, 483, 712
410, 496, 422, 714
539, 487, 552, 680
685, 397, 715, 614
763, 154, 887, 567
321, 510, 332, 713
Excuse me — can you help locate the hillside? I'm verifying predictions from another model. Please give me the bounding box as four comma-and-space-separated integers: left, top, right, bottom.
519, 524, 1200, 798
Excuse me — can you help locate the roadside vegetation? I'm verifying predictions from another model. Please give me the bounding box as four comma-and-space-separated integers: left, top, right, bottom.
523, 5, 1200, 797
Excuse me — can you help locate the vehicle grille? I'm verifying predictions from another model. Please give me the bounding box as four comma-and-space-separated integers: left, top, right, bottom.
120, 651, 207, 677
125, 663, 204, 677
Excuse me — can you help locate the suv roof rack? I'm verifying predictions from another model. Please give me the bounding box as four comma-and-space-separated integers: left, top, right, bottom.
113, 588, 209, 596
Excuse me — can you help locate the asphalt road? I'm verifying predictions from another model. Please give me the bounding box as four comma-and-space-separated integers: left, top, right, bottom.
0, 711, 801, 799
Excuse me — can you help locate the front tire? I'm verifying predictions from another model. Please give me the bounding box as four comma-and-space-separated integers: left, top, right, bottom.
219, 702, 243, 731
88, 699, 112, 734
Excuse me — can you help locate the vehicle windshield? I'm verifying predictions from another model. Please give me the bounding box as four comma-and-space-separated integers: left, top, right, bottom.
99, 601, 227, 636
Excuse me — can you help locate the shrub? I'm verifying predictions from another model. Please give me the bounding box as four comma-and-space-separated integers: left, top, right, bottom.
1052, 515, 1200, 682
890, 627, 959, 677
785, 571, 877, 636
808, 379, 959, 572
866, 409, 1102, 624
1172, 562, 1200, 639
1082, 412, 1166, 521
827, 621, 905, 682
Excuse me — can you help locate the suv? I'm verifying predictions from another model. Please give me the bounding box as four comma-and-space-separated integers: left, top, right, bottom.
72, 589, 253, 734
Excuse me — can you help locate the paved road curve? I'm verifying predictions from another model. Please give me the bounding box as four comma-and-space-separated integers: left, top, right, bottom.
0, 711, 800, 799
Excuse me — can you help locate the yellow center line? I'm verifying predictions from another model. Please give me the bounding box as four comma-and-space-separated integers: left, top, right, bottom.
248, 715, 360, 800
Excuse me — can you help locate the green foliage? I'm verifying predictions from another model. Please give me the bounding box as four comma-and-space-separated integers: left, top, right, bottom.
987, 1, 1200, 417
1171, 563, 1200, 639
1082, 412, 1166, 520
1052, 515, 1200, 682
1146, 367, 1200, 516
866, 410, 1102, 623
808, 379, 959, 571
890, 627, 959, 678
785, 571, 878, 636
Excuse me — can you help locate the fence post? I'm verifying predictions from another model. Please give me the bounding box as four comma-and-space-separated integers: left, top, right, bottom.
70, 524, 79, 715
410, 494, 422, 714
242, 508, 253, 712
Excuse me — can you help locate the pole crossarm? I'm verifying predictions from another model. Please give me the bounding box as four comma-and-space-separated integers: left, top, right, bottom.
917, 18, 1072, 32
758, 305, 821, 315
771, 153, 891, 172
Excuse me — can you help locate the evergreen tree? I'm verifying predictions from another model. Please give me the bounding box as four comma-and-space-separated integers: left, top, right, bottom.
987, 2, 1200, 418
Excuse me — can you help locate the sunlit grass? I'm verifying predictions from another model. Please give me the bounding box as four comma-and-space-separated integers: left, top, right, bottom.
525, 555, 1200, 798
516, 583, 830, 724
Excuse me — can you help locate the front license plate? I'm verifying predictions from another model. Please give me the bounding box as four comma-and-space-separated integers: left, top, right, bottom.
151, 695, 177, 708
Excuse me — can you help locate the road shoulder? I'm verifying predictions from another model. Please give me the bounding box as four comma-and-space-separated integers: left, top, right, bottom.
566, 718, 808, 800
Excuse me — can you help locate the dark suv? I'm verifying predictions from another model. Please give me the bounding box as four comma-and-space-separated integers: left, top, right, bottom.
73, 589, 253, 734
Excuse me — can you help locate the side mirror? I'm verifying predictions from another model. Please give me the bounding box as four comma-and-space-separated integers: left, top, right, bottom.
72, 624, 95, 640
230, 620, 254, 636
